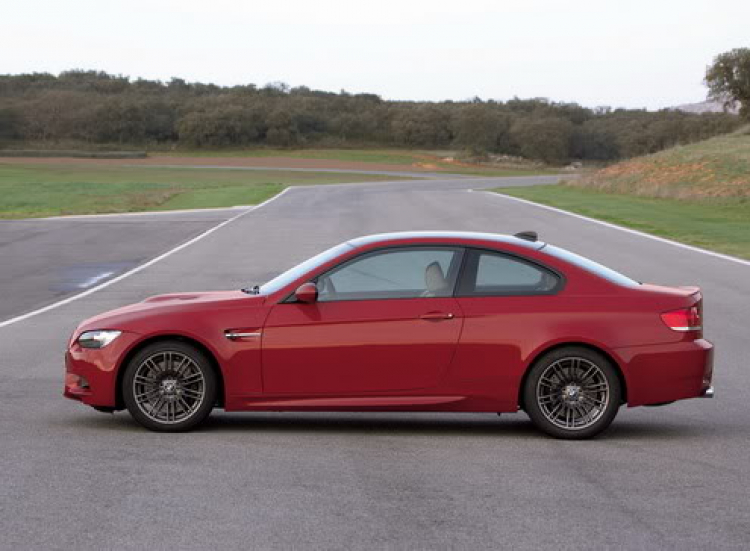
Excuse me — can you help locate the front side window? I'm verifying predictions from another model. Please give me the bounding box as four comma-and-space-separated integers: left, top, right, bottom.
458, 249, 560, 296
261, 242, 354, 295
317, 247, 462, 302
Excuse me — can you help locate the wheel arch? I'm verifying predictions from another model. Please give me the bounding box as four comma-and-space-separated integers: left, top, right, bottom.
115, 334, 226, 410
517, 341, 628, 410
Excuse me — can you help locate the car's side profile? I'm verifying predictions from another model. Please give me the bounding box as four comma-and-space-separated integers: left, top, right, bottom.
64, 231, 714, 438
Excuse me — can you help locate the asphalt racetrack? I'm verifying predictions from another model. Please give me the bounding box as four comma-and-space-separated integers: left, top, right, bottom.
0, 173, 747, 549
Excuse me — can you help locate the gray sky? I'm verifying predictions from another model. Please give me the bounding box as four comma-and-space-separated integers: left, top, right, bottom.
2, 0, 748, 109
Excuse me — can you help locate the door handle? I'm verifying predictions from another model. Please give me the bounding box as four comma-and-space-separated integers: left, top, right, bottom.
419, 312, 455, 321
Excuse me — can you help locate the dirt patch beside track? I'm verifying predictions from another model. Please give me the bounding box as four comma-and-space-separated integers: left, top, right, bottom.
0, 155, 436, 173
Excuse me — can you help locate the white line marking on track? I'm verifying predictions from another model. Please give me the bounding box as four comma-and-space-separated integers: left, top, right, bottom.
0, 187, 294, 329
41, 205, 251, 220
485, 190, 750, 267
77, 271, 115, 289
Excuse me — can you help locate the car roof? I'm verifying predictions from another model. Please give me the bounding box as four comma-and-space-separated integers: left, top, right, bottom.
346, 231, 546, 251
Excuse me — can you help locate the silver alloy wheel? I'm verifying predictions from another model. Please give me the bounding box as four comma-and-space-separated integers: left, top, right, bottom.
536, 356, 610, 431
132, 351, 206, 425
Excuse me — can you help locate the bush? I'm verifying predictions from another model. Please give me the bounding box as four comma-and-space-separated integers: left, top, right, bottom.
510, 117, 574, 164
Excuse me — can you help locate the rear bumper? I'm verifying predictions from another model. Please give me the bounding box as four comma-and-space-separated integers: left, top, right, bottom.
616, 338, 714, 407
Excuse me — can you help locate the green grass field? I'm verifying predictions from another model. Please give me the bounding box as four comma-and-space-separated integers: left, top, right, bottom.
154, 148, 435, 164
0, 163, 415, 219
493, 185, 750, 260
153, 148, 557, 177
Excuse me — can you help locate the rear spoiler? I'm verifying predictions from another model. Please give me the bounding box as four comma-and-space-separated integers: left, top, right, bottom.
514, 231, 538, 242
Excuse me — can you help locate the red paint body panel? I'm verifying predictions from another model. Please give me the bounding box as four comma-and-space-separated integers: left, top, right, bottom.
64, 232, 715, 417
262, 297, 463, 394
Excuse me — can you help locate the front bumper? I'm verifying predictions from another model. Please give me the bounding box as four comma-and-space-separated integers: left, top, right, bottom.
64, 332, 140, 408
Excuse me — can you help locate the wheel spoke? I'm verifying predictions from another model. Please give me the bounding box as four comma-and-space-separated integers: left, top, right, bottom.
585, 395, 607, 407
145, 358, 163, 374
148, 396, 164, 417
583, 382, 608, 392
174, 356, 190, 377
551, 362, 568, 383
568, 358, 579, 382
574, 404, 589, 426
177, 396, 193, 414
579, 364, 598, 383
181, 372, 203, 386
135, 389, 159, 403
182, 388, 203, 400
548, 401, 564, 420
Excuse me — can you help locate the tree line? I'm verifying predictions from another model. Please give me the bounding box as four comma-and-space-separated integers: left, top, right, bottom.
0, 70, 741, 163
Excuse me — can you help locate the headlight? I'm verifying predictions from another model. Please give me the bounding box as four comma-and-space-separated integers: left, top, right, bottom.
77, 330, 122, 349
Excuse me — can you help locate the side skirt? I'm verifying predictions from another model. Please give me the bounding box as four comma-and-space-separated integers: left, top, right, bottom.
225, 394, 516, 413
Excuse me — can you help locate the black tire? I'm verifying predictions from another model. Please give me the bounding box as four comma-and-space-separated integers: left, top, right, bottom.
122, 341, 217, 432
523, 346, 621, 440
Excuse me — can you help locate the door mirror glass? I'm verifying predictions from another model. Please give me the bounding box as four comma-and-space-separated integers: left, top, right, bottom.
295, 282, 319, 303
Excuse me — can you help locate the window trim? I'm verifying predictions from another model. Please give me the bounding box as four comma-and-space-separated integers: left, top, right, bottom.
455, 247, 565, 298
283, 245, 465, 303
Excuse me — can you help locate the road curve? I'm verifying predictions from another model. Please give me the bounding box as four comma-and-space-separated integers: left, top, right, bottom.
0, 174, 560, 323
0, 175, 747, 549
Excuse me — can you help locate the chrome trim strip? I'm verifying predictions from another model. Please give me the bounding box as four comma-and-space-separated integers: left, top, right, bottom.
224, 332, 262, 339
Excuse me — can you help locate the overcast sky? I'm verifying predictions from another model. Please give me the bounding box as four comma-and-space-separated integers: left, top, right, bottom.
2, 0, 748, 109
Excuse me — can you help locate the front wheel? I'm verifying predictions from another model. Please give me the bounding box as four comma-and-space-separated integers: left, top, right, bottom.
523, 347, 621, 439
122, 341, 217, 432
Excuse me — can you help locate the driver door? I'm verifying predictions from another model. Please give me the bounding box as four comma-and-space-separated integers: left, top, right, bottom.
262, 247, 465, 394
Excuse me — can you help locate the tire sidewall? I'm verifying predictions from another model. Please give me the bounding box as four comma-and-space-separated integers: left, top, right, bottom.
122, 341, 217, 432
524, 347, 621, 440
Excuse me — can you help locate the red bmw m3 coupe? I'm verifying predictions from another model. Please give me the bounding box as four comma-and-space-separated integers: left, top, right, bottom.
64, 231, 714, 438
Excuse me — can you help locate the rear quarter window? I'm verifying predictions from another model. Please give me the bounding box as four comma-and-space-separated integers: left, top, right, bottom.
458, 249, 561, 296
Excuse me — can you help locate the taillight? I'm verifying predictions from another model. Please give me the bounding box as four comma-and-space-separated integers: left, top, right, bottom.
660, 306, 702, 332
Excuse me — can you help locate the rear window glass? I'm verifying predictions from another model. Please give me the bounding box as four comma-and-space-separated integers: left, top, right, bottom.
543, 245, 639, 287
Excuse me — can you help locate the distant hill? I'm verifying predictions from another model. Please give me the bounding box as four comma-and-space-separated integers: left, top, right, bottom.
673, 99, 740, 115
570, 126, 750, 199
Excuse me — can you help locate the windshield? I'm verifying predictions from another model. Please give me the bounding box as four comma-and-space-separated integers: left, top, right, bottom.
542, 245, 640, 287
259, 242, 354, 295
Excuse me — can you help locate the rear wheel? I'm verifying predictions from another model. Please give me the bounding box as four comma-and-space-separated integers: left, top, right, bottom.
122, 341, 216, 432
523, 347, 621, 439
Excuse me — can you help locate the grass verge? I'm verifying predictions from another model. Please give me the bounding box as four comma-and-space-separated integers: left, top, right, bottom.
493, 184, 750, 260
0, 163, 414, 219
571, 129, 750, 199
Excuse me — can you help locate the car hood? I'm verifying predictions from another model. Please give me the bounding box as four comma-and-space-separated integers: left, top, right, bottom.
74, 290, 265, 336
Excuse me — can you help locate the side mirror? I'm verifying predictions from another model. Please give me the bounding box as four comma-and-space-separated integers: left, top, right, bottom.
295, 282, 318, 303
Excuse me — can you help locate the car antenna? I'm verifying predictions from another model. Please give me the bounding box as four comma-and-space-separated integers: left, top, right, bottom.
514, 231, 538, 242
